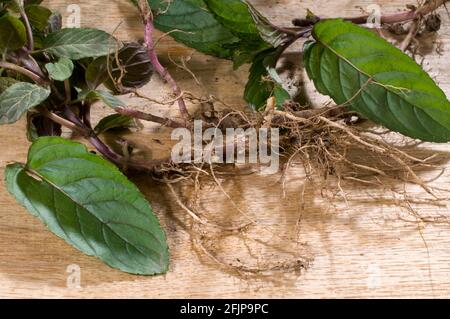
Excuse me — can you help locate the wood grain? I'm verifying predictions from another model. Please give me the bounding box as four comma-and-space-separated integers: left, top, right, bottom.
1, 0, 450, 298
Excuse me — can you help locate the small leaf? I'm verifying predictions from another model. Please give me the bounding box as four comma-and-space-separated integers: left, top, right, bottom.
244, 50, 290, 110
45, 57, 74, 81
94, 113, 136, 134
42, 28, 119, 60
79, 89, 125, 108
304, 19, 450, 142
273, 84, 290, 107
0, 82, 50, 124
5, 137, 169, 275
85, 57, 109, 90
25, 4, 52, 31
0, 14, 27, 51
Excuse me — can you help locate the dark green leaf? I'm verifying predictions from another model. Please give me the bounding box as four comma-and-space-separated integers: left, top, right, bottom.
304, 19, 450, 142
0, 82, 50, 124
94, 113, 136, 134
85, 57, 109, 90
45, 57, 74, 81
273, 84, 290, 107
0, 14, 27, 51
5, 137, 169, 275
204, 0, 261, 36
204, 0, 273, 67
42, 28, 119, 60
146, 0, 239, 59
244, 50, 290, 110
25, 4, 51, 31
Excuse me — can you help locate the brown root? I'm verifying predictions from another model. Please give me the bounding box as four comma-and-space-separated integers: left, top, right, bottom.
138, 97, 450, 278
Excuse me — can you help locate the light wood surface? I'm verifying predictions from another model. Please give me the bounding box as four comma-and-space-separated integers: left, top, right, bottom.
2, 0, 450, 298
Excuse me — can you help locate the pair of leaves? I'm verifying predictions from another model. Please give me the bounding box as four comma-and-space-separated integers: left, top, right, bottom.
5, 137, 169, 275
304, 19, 450, 142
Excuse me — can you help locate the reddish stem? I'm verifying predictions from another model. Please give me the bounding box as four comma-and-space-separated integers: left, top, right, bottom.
293, 0, 449, 27
138, 0, 190, 121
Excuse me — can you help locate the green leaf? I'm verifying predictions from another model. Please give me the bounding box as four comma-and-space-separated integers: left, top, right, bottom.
304, 19, 450, 142
5, 137, 169, 275
203, 0, 273, 67
273, 84, 290, 107
79, 89, 125, 108
0, 82, 50, 124
42, 28, 119, 60
0, 14, 27, 51
45, 57, 74, 81
137, 0, 272, 66
204, 0, 261, 36
242, 0, 289, 48
25, 4, 52, 31
244, 50, 290, 110
146, 0, 239, 59
94, 113, 136, 134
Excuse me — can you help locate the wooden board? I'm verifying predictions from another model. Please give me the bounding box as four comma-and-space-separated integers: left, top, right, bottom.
2, 0, 450, 298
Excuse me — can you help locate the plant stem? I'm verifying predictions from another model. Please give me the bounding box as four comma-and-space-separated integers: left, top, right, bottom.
40, 108, 86, 135
293, 0, 449, 27
64, 80, 72, 104
0, 61, 46, 85
115, 107, 185, 128
137, 0, 190, 121
16, 1, 34, 51
52, 105, 167, 171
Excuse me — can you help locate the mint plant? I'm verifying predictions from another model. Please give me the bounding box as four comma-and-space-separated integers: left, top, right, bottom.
1, 0, 450, 275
